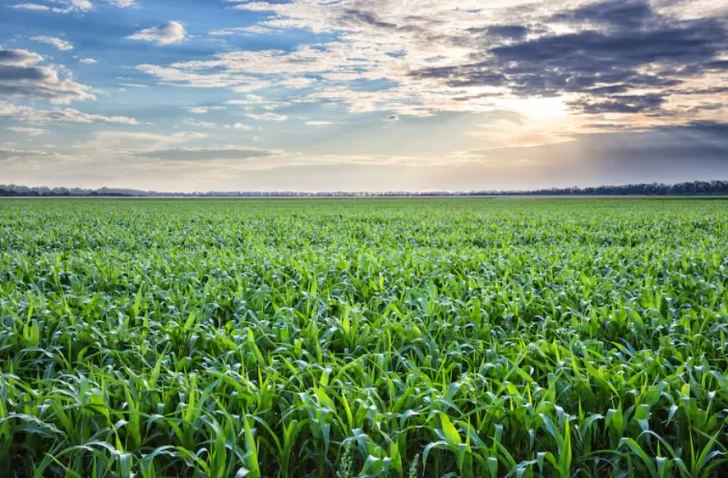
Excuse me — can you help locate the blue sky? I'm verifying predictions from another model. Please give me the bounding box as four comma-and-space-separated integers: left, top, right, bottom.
1, 0, 727, 192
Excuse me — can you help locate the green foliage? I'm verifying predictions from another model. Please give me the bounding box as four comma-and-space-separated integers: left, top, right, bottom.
0, 198, 727, 477
336, 441, 354, 478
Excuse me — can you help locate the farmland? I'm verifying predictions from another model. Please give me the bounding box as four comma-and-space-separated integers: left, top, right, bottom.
1, 198, 728, 477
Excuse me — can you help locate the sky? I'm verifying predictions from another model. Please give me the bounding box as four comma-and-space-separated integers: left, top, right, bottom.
0, 0, 727, 192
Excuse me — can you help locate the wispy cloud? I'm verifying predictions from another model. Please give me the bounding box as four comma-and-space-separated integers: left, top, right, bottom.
181, 119, 216, 128
227, 122, 252, 130
245, 113, 288, 122
135, 147, 277, 161
184, 106, 209, 114
31, 36, 74, 51
0, 147, 51, 161
8, 126, 47, 136
105, 0, 136, 7
13, 0, 92, 14
0, 100, 138, 124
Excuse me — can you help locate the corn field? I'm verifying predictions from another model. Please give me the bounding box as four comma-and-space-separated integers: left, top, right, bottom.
1, 198, 728, 477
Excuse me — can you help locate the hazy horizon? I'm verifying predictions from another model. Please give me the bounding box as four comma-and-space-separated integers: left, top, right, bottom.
1, 0, 727, 192
4, 177, 728, 195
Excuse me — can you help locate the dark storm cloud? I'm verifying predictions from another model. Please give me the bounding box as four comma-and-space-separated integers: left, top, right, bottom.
705, 60, 728, 70
411, 0, 728, 114
581, 123, 636, 130
551, 0, 655, 30
484, 25, 529, 40
667, 86, 728, 96
490, 20, 724, 66
569, 94, 667, 114
581, 84, 633, 95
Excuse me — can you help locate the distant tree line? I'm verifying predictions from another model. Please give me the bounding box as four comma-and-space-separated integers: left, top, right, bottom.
1, 181, 727, 198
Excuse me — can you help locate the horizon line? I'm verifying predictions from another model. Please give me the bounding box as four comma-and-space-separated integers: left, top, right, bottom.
2, 180, 728, 197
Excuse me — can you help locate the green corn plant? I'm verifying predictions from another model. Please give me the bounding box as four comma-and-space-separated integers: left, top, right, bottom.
0, 198, 727, 477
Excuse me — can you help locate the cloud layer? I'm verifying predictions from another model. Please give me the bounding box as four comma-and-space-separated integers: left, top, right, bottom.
123, 0, 727, 131
135, 147, 277, 161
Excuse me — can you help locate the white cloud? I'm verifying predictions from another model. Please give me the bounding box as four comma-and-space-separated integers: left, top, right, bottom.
0, 48, 94, 103
181, 119, 217, 128
106, 0, 136, 6
245, 113, 288, 121
0, 147, 51, 161
184, 106, 209, 114
70, 131, 207, 157
13, 4, 51, 11
209, 26, 276, 36
31, 36, 74, 51
225, 95, 289, 111
0, 49, 44, 66
0, 100, 138, 124
128, 0, 719, 130
227, 122, 252, 130
8, 126, 47, 136
279, 77, 317, 89
134, 40, 452, 116
306, 121, 334, 126
13, 0, 92, 13
68, 0, 92, 10
136, 64, 270, 90
128, 21, 188, 46
80, 58, 97, 64
135, 147, 278, 161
